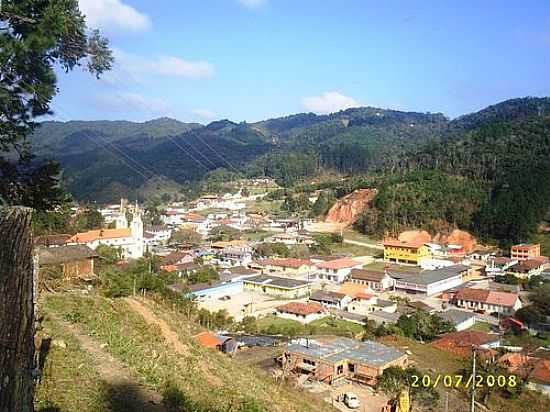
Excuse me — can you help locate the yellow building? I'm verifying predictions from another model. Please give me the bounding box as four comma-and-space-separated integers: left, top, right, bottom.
383, 239, 431, 265
243, 274, 310, 299
254, 258, 314, 276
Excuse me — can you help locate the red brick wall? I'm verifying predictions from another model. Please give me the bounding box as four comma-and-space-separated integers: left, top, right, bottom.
63, 259, 94, 280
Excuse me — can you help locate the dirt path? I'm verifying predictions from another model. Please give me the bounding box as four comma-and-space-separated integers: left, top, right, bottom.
51, 315, 168, 412
124, 297, 188, 355
342, 238, 384, 250
124, 298, 223, 387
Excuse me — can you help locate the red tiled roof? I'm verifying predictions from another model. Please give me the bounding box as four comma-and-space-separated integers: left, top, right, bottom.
350, 269, 386, 282
383, 239, 425, 248
510, 259, 544, 271
161, 251, 193, 266
67, 228, 132, 243
277, 302, 325, 316
317, 257, 361, 270
432, 331, 499, 349
432, 331, 499, 358
454, 288, 490, 302
193, 331, 224, 348
485, 290, 519, 307
530, 360, 550, 384
338, 282, 374, 299
454, 288, 519, 308
499, 352, 534, 368
511, 243, 539, 251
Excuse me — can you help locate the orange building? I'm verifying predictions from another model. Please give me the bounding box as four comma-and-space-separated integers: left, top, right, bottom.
511, 243, 540, 261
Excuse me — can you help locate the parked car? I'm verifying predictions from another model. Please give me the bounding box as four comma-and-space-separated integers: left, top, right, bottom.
219, 295, 231, 301
342, 392, 360, 409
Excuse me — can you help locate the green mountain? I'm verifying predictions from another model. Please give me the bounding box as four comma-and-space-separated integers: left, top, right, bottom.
32, 107, 445, 202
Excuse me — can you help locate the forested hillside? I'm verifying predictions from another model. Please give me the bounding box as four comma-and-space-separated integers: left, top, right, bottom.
33, 107, 446, 200
354, 97, 550, 246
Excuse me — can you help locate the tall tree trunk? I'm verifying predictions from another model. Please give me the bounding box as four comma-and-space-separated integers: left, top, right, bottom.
0, 207, 35, 412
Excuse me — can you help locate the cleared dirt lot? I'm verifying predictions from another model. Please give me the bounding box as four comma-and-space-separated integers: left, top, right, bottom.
304, 380, 389, 412
197, 290, 308, 320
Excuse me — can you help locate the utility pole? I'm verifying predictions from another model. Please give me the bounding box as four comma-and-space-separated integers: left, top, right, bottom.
471, 345, 476, 412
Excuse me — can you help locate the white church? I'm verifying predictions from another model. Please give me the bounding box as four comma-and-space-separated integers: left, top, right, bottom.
67, 203, 144, 259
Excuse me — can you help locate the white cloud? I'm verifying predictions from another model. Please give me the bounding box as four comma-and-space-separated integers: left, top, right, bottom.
113, 49, 215, 79
97, 92, 172, 116
238, 0, 267, 8
192, 109, 216, 119
302, 91, 359, 114
79, 0, 151, 32
155, 56, 215, 78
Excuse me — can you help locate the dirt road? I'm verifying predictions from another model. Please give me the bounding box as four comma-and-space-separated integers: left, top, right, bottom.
343, 238, 384, 250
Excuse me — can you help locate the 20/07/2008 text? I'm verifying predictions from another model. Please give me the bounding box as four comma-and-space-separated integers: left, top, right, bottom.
411, 374, 517, 389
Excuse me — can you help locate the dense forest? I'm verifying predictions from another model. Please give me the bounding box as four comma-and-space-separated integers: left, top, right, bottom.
354, 98, 550, 245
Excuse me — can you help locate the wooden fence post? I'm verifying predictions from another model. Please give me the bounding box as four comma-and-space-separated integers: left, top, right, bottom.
0, 207, 35, 412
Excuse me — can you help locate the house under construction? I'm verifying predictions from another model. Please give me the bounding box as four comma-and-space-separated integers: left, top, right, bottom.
281, 337, 407, 385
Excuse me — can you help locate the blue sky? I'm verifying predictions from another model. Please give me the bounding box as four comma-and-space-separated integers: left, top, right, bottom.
50, 0, 550, 123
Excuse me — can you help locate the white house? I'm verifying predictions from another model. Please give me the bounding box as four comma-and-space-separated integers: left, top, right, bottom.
162, 210, 187, 226
144, 225, 172, 246
437, 309, 477, 331
315, 258, 363, 283
348, 269, 395, 291
419, 257, 457, 271
276, 302, 326, 323
309, 290, 353, 310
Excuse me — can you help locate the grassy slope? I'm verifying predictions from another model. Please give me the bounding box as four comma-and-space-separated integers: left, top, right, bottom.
42, 293, 335, 412
35, 315, 109, 411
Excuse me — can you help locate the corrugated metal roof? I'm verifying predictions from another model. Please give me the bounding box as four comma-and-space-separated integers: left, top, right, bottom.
287, 337, 404, 367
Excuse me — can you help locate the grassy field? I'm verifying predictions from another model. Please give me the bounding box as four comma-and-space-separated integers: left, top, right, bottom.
330, 242, 381, 257
246, 200, 283, 214
362, 261, 422, 273
378, 335, 465, 375
466, 321, 493, 333
41, 293, 336, 412
342, 229, 381, 246
241, 230, 275, 242
503, 332, 550, 349
255, 315, 364, 337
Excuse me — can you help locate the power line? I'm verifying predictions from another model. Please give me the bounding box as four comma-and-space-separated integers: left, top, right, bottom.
6, 73, 184, 197
164, 134, 215, 172
191, 130, 246, 178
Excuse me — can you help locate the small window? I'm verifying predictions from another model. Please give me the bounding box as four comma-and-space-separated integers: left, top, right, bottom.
337, 365, 344, 374
348, 363, 355, 373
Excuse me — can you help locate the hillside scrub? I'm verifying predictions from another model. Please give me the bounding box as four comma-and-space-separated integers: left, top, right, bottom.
43, 293, 335, 412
